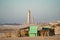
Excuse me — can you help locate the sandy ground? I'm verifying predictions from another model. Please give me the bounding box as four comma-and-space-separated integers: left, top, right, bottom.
0, 35, 60, 40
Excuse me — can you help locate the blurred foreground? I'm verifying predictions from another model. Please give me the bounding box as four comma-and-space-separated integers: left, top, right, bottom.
0, 21, 60, 40
0, 35, 60, 40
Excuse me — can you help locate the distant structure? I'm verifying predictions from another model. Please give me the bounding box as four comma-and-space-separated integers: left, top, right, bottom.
58, 21, 60, 23
27, 9, 31, 25
32, 17, 34, 24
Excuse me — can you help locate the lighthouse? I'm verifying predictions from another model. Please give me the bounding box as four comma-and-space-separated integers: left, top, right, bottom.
27, 9, 31, 25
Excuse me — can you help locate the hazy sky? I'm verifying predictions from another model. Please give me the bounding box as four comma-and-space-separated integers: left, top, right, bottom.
0, 0, 60, 24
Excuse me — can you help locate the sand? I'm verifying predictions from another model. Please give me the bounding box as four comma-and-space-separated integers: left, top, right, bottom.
0, 35, 60, 40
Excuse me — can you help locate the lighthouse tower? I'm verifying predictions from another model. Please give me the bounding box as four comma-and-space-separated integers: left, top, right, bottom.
27, 9, 31, 25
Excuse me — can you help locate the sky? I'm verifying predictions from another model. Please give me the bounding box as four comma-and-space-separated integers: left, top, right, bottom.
0, 0, 60, 24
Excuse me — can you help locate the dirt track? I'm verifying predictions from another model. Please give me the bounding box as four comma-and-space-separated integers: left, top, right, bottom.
0, 35, 60, 40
